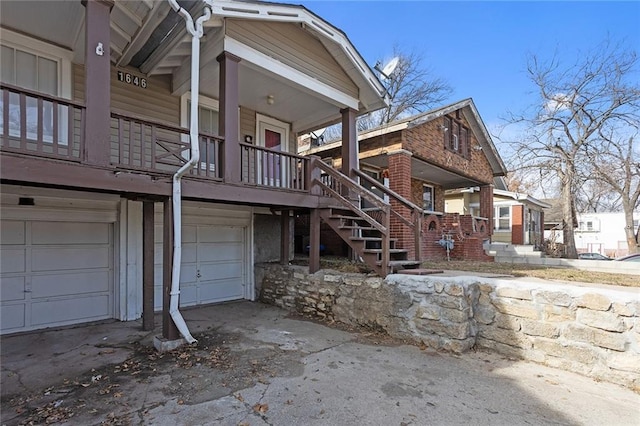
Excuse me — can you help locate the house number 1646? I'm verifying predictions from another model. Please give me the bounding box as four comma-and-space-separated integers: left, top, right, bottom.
117, 71, 147, 89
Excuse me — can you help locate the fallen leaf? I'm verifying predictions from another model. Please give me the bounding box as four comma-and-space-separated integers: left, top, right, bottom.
234, 394, 245, 403
253, 403, 269, 414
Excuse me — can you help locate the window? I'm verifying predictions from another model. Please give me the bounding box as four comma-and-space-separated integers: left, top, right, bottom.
423, 184, 435, 211
443, 114, 469, 157
494, 206, 510, 230
182, 95, 219, 135
181, 94, 220, 172
1, 38, 69, 145
451, 121, 459, 151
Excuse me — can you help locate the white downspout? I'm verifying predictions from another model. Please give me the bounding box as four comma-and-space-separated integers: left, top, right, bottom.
167, 0, 211, 344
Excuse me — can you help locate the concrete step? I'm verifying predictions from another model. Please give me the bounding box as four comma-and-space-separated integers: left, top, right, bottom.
484, 243, 543, 257
396, 268, 444, 276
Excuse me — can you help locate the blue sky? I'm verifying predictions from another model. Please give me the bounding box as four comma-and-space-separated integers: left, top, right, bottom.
286, 1, 640, 134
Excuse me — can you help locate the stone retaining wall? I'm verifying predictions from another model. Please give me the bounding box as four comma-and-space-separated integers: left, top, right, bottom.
256, 263, 640, 390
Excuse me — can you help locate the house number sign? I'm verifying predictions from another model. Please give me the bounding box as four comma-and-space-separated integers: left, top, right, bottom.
117, 70, 147, 89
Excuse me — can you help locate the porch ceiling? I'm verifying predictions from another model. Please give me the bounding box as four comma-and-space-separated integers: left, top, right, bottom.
361, 156, 484, 190
0, 0, 159, 65
1, 0, 384, 134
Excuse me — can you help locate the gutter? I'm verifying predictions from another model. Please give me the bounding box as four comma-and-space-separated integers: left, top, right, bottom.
166, 0, 212, 344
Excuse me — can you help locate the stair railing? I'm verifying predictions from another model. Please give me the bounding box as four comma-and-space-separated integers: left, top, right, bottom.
310, 157, 391, 275
353, 168, 423, 260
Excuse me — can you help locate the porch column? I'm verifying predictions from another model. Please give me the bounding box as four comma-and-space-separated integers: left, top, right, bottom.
82, 0, 113, 166
538, 210, 545, 247
162, 198, 179, 340
511, 204, 524, 245
340, 108, 358, 178
309, 209, 320, 273
217, 52, 241, 184
387, 149, 414, 258
280, 210, 291, 265
142, 201, 155, 331
479, 184, 494, 237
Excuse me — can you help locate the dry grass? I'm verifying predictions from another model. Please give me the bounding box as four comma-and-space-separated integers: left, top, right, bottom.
420, 260, 639, 288
291, 256, 639, 288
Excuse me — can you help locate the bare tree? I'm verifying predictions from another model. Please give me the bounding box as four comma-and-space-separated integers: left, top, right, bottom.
574, 176, 622, 213
504, 39, 640, 258
319, 45, 453, 142
586, 130, 640, 253
368, 46, 452, 128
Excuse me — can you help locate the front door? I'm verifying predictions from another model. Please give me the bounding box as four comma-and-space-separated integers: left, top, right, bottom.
256, 114, 289, 187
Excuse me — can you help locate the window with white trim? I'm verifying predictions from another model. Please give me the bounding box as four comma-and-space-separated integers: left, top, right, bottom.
423, 184, 435, 211
494, 206, 511, 231
1, 39, 69, 144
181, 94, 220, 171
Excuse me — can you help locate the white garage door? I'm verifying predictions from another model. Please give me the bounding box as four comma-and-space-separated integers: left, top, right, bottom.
1, 220, 114, 334
154, 223, 247, 310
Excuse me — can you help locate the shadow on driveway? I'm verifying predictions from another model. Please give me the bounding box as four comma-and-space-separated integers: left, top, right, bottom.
2, 301, 639, 425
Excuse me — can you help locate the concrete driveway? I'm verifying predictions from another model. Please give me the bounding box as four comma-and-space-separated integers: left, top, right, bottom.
1, 301, 639, 425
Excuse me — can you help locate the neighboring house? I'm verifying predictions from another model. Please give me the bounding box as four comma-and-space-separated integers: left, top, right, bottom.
0, 0, 394, 335
542, 199, 639, 257
300, 99, 508, 262
574, 212, 640, 257
445, 186, 550, 248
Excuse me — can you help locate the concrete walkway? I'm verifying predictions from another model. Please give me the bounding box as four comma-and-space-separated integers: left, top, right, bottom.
2, 301, 639, 425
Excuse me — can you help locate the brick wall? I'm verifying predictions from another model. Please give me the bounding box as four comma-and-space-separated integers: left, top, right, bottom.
512, 205, 524, 245
403, 115, 494, 184
427, 213, 493, 261
388, 150, 415, 257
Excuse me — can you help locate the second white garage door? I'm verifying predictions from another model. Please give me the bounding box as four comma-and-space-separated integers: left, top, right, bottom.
154, 222, 248, 310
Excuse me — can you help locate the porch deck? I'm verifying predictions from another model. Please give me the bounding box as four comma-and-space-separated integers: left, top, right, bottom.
1, 84, 316, 208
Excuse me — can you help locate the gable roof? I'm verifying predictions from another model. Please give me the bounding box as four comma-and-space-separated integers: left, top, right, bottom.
304, 98, 508, 177
204, 0, 388, 109
493, 189, 552, 208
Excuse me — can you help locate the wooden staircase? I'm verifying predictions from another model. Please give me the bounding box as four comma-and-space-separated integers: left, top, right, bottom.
319, 207, 421, 276
310, 158, 423, 277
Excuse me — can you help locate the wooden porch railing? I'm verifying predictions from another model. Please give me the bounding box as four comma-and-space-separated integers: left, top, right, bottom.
1, 83, 85, 161
111, 112, 223, 179
311, 158, 392, 274
240, 142, 310, 191
353, 168, 423, 260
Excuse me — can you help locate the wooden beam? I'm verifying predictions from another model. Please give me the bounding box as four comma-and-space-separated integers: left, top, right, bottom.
218, 52, 241, 184
142, 200, 155, 331
309, 208, 320, 273
340, 107, 358, 178
0, 155, 322, 209
162, 198, 179, 340
83, 0, 113, 166
280, 209, 290, 265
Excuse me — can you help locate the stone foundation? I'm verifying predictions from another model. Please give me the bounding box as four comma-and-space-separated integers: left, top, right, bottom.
257, 263, 640, 390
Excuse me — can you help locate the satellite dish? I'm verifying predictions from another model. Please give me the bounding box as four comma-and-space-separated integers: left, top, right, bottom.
310, 127, 326, 139
375, 56, 399, 79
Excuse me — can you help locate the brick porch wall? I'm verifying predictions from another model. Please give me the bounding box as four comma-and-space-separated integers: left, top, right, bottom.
423, 213, 493, 262
479, 185, 494, 238
512, 204, 524, 245
388, 150, 415, 258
